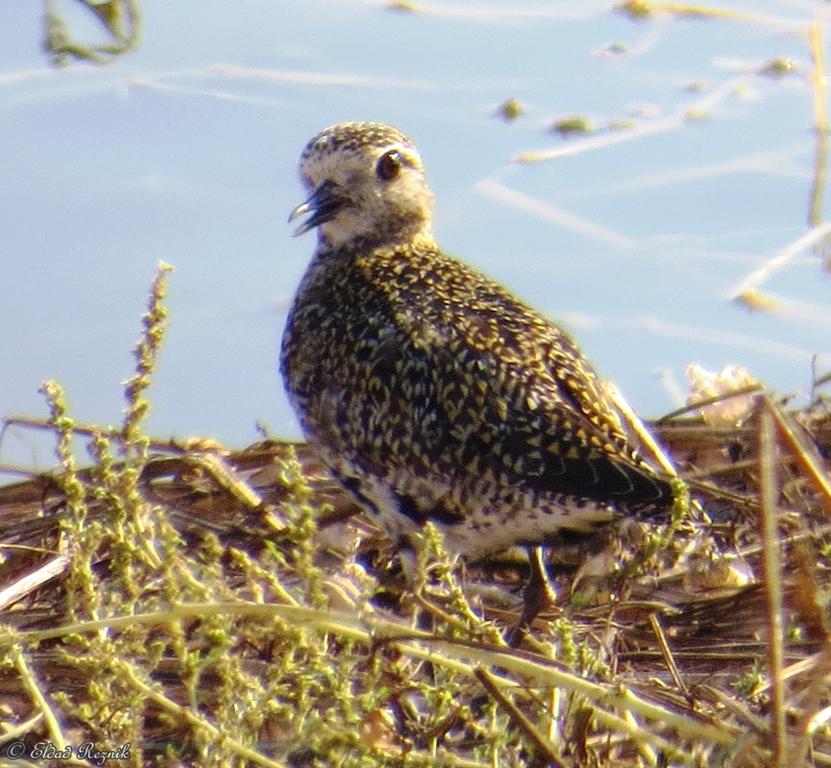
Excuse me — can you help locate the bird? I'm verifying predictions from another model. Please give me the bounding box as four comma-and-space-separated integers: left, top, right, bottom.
280, 121, 675, 632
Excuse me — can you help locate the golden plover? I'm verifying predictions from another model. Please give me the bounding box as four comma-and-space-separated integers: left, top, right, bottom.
281, 122, 674, 627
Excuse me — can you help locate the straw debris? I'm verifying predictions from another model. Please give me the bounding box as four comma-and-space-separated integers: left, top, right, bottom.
1, 268, 831, 766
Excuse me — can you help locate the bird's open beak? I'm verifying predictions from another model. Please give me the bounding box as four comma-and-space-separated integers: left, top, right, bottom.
288, 180, 349, 237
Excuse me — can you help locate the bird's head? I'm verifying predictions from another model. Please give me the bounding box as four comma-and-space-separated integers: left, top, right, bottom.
289, 122, 435, 250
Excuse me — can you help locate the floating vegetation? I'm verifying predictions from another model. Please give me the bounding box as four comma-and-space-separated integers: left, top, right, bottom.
386, 0, 423, 14
551, 115, 594, 137
496, 97, 524, 122
759, 57, 797, 79
43, 0, 141, 66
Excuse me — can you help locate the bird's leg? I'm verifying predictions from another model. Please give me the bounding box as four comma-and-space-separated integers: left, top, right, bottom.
508, 546, 556, 647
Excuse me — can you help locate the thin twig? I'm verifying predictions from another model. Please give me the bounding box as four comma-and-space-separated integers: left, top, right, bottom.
764, 399, 831, 514
12, 646, 88, 766
474, 666, 567, 767
117, 660, 289, 768
606, 382, 677, 476
808, 21, 828, 228
649, 612, 690, 699
758, 402, 787, 768
655, 383, 763, 424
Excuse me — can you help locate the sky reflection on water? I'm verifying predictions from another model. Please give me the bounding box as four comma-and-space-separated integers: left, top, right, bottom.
1, 1, 829, 476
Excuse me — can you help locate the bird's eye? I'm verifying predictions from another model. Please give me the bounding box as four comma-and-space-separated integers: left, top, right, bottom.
376, 150, 402, 181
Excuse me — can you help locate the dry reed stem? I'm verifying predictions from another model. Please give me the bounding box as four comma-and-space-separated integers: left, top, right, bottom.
649, 612, 689, 699
0, 554, 69, 612
759, 402, 787, 768
765, 398, 831, 514
809, 21, 828, 229
473, 665, 567, 767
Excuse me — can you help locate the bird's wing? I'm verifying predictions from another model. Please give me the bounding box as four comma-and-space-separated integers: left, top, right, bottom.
431, 346, 671, 507
397, 264, 672, 508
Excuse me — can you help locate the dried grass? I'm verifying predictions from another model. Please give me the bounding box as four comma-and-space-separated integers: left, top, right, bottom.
1, 265, 831, 767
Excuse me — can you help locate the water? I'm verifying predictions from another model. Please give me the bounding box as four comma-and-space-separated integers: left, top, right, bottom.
1, 0, 829, 478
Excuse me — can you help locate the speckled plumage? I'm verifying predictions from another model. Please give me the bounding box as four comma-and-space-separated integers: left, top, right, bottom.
281, 122, 673, 561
